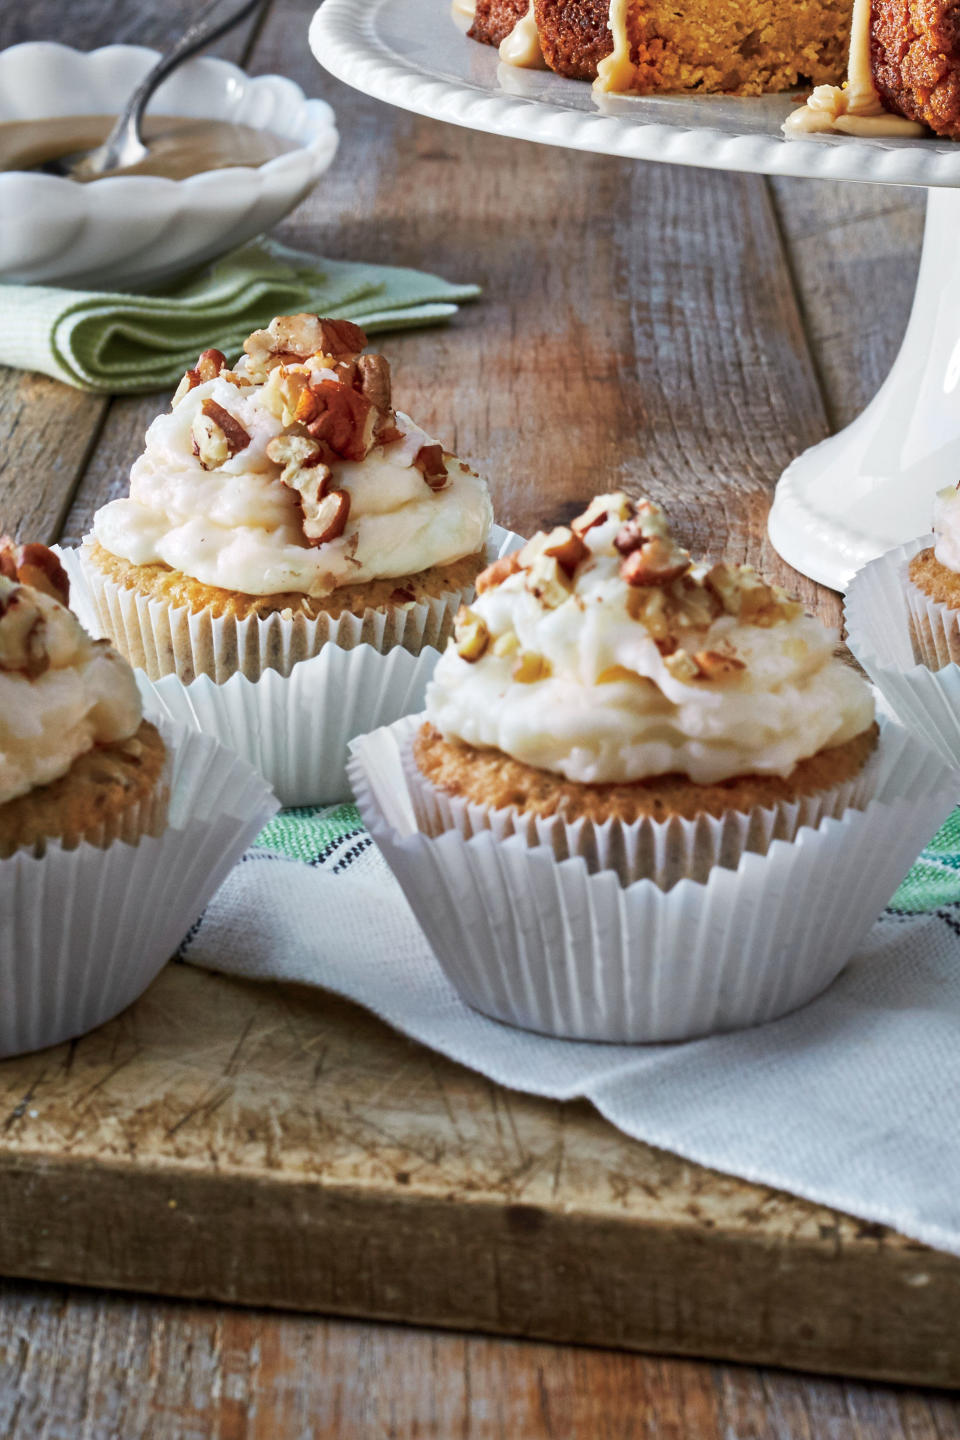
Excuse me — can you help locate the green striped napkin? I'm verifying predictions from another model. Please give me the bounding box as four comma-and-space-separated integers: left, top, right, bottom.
0, 238, 480, 393
251, 802, 960, 916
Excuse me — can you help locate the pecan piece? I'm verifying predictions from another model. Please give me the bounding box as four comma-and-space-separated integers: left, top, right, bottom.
542, 527, 588, 577
454, 606, 489, 662
571, 492, 633, 537
0, 537, 69, 606
244, 315, 368, 374
693, 649, 746, 681
512, 651, 551, 683
266, 435, 343, 546
172, 348, 227, 407
475, 552, 522, 595
414, 443, 449, 492
620, 537, 691, 587
305, 380, 378, 462
200, 398, 250, 457
355, 353, 392, 416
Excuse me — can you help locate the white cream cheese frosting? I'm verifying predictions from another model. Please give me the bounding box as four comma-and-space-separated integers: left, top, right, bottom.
932, 485, 960, 572
92, 319, 492, 599
426, 493, 875, 785
0, 564, 142, 806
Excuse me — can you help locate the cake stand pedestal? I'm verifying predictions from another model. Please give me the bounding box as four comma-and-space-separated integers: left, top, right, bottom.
309, 0, 960, 589
768, 187, 960, 588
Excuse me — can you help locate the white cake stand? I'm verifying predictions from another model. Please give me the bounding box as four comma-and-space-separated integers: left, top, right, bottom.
310, 0, 960, 589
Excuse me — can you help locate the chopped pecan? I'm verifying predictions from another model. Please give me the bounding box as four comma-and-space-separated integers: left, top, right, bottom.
704, 563, 802, 627
475, 552, 522, 595
305, 381, 378, 462
512, 651, 551, 683
693, 649, 746, 681
620, 537, 691, 587
571, 492, 633, 537
375, 425, 405, 448
663, 649, 701, 683
260, 365, 312, 425
525, 555, 572, 609
172, 348, 227, 407
542, 527, 588, 577
265, 435, 341, 545
413, 443, 448, 492
244, 314, 368, 375
454, 606, 489, 662
355, 354, 392, 416
0, 537, 69, 606
0, 581, 49, 677
200, 399, 250, 457
302, 487, 351, 547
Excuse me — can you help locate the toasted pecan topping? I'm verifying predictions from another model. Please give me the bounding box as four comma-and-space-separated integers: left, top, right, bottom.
172, 348, 227, 407
200, 398, 250, 457
512, 651, 551, 683
454, 606, 489, 662
619, 536, 691, 587
305, 381, 378, 462
414, 443, 449, 492
244, 315, 368, 374
475, 552, 522, 595
0, 537, 69, 606
355, 354, 392, 417
692, 649, 746, 681
571, 492, 633, 537
542, 527, 588, 577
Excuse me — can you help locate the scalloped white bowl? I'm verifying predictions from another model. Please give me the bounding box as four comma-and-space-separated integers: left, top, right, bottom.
0, 43, 339, 289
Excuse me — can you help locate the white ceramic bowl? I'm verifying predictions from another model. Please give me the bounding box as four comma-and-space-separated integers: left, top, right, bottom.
0, 42, 339, 289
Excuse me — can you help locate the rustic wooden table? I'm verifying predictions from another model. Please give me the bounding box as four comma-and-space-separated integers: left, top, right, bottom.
4, 0, 960, 1435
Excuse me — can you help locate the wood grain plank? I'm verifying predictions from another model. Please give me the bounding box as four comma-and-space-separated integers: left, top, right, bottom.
1, 1278, 960, 1440
0, 965, 957, 1389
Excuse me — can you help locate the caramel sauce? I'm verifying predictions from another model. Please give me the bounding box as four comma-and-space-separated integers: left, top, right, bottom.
0, 115, 298, 180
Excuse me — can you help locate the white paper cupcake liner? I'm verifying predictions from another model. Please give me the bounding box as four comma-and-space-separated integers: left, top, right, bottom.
60, 529, 523, 806
66, 529, 518, 684
846, 537, 960, 768
348, 714, 958, 1043
400, 726, 881, 891
0, 719, 277, 1058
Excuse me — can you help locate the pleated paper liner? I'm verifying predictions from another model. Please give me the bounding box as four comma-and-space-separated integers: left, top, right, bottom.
61, 528, 523, 806
0, 719, 277, 1058
348, 714, 958, 1043
400, 724, 882, 891
68, 528, 520, 684
846, 537, 960, 768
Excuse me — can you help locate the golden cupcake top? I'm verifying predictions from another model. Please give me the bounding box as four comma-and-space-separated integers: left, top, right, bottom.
89, 315, 492, 599
426, 493, 875, 785
0, 538, 142, 805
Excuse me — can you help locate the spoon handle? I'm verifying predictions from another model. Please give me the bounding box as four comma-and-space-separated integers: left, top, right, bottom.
103, 0, 270, 171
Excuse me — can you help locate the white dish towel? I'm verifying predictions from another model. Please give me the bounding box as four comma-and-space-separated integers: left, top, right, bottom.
181, 804, 960, 1258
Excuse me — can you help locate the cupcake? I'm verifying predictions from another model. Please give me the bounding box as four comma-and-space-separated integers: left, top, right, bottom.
902, 486, 960, 669
350, 494, 954, 1042
78, 314, 493, 684
0, 537, 277, 1057
412, 491, 878, 879
0, 537, 165, 859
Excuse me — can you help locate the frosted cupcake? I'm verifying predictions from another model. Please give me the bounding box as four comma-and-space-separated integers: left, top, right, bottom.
903, 485, 960, 669
0, 538, 165, 859
78, 314, 493, 683
349, 494, 955, 1042
410, 492, 878, 881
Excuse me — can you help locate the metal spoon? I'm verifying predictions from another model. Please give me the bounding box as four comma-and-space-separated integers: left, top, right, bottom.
49, 0, 268, 180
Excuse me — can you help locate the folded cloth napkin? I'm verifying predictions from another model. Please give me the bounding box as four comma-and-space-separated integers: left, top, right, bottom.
181, 803, 960, 1257
0, 238, 480, 392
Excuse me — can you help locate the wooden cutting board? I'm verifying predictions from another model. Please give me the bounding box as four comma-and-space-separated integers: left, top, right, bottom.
0, 962, 956, 1388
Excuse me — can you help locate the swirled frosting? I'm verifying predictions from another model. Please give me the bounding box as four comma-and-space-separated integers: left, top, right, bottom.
426, 493, 875, 785
0, 547, 142, 806
933, 486, 960, 572
92, 317, 492, 599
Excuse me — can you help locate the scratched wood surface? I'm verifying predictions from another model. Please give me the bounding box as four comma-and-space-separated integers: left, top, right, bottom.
0, 0, 950, 1433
